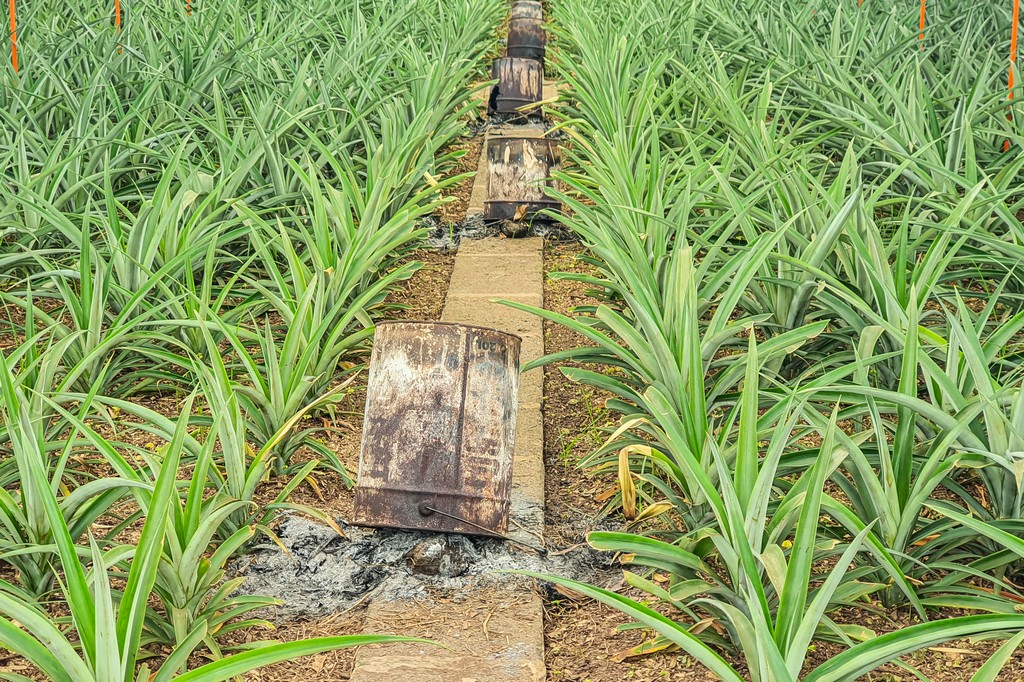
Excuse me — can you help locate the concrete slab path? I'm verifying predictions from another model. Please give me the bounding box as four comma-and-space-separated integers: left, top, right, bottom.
349, 237, 547, 682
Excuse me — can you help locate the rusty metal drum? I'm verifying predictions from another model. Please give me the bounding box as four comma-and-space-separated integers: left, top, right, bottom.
352, 321, 521, 536
507, 17, 546, 62
490, 57, 544, 114
484, 136, 561, 222
510, 0, 542, 21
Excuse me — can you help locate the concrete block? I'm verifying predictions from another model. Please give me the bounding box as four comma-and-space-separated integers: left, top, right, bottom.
448, 256, 544, 296
442, 295, 543, 340
351, 591, 546, 682
458, 236, 544, 257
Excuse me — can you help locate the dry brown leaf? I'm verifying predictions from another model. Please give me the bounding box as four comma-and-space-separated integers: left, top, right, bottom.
552, 584, 588, 602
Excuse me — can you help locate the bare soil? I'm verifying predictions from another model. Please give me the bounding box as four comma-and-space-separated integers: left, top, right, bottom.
436, 135, 485, 228
226, 610, 369, 682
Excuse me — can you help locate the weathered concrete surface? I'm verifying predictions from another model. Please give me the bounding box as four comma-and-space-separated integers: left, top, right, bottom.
444, 239, 545, 541
466, 135, 492, 222
509, 405, 544, 544
350, 237, 546, 681
351, 591, 546, 682
542, 79, 560, 102
446, 249, 543, 296
444, 239, 545, 405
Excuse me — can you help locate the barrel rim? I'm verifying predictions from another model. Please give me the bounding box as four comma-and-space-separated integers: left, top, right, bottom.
375, 319, 524, 342
484, 199, 562, 206
493, 98, 543, 105
486, 135, 559, 145
492, 56, 543, 68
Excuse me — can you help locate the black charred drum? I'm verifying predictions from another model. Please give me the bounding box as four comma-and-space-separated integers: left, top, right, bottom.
352, 321, 521, 536
507, 17, 545, 62
483, 136, 561, 222
490, 57, 543, 114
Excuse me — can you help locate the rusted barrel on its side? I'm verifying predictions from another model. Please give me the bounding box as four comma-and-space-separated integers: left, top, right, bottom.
510, 0, 542, 21
507, 17, 545, 62
352, 321, 521, 537
490, 57, 543, 114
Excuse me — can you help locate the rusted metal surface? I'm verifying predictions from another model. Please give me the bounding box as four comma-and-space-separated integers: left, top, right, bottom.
353, 321, 521, 537
510, 0, 542, 21
484, 137, 561, 222
507, 17, 545, 62
490, 57, 543, 114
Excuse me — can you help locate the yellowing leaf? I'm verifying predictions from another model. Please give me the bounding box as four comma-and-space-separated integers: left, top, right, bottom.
631, 501, 675, 523
618, 446, 637, 520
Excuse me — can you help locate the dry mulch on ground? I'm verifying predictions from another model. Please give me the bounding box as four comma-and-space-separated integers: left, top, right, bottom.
436, 135, 485, 228
220, 609, 369, 682
385, 251, 456, 322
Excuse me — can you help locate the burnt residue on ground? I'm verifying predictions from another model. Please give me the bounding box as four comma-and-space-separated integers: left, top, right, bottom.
232, 515, 614, 619
423, 215, 575, 250
468, 110, 553, 133
471, 114, 570, 142
422, 111, 576, 249
423, 214, 496, 249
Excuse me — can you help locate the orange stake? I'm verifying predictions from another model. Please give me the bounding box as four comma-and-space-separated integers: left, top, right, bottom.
7, 0, 16, 73
919, 0, 926, 45
186, 0, 191, 16
114, 0, 122, 53
1007, 0, 1021, 151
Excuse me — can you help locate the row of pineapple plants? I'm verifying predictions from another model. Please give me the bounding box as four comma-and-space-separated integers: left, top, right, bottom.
523, 0, 1024, 679
0, 0, 502, 677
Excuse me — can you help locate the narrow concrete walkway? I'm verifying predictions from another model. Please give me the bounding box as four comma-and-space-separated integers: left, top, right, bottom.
349, 237, 547, 682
